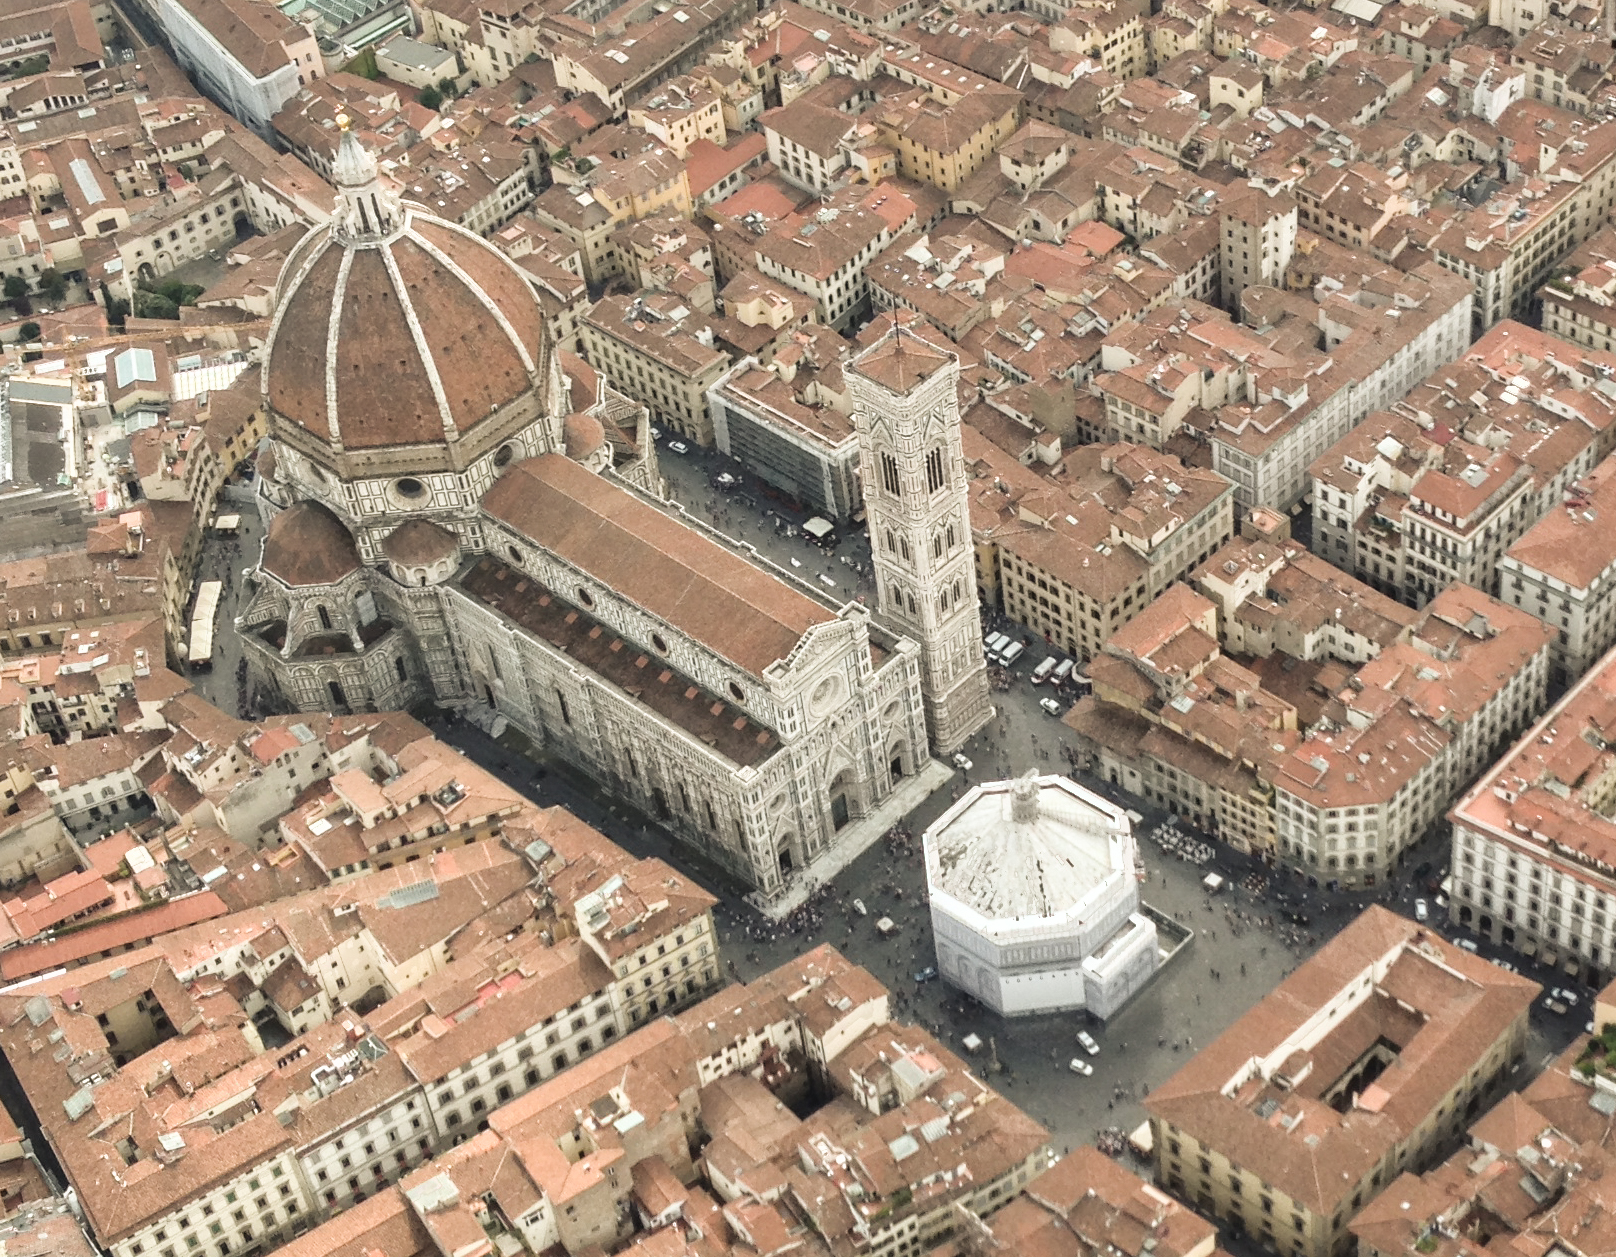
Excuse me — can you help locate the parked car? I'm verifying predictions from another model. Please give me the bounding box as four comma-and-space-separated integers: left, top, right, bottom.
1456, 938, 1479, 952
1554, 987, 1581, 1007
1039, 697, 1064, 716
951, 752, 973, 771
914, 966, 938, 984
1414, 898, 1429, 922
1069, 1058, 1093, 1076
1076, 1031, 1099, 1056
667, 440, 690, 454
1495, 960, 1517, 973
1547, 998, 1570, 1015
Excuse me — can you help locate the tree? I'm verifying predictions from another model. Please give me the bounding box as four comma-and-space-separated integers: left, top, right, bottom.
344, 47, 380, 80
36, 268, 65, 304
6, 55, 48, 81
3, 275, 27, 304
105, 297, 130, 328
436, 76, 458, 100
154, 278, 202, 307
134, 291, 178, 320
418, 85, 443, 110
18, 322, 40, 342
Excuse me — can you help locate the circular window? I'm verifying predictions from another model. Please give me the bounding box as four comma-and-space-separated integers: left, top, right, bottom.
810, 674, 845, 714
494, 444, 515, 469
395, 477, 427, 501
577, 586, 595, 608
507, 545, 522, 563
727, 681, 744, 702
651, 632, 669, 654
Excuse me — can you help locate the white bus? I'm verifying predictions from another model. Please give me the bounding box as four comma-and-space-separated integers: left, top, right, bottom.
187, 580, 223, 668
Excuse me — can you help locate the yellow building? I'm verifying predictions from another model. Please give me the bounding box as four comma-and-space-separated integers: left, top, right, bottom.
1149, 907, 1536, 1257
874, 88, 1020, 192
627, 75, 727, 158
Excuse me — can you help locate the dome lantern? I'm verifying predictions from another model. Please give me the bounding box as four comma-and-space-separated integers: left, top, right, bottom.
331, 116, 398, 242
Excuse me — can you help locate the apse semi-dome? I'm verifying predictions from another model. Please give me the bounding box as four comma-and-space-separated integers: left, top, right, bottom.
261, 125, 549, 455
260, 500, 362, 587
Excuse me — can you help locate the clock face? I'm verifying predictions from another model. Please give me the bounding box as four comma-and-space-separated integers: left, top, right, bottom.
809, 673, 845, 715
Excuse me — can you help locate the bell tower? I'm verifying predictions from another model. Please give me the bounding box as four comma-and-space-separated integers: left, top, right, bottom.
850, 325, 991, 754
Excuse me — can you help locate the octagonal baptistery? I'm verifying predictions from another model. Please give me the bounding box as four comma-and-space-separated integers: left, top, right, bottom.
260, 124, 564, 558
922, 772, 1159, 1018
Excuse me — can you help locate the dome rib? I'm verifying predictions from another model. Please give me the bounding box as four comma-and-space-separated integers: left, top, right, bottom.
410, 226, 536, 379
325, 245, 354, 451
379, 238, 457, 443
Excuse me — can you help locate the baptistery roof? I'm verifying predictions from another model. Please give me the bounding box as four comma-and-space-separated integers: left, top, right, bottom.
261, 128, 548, 454
924, 773, 1132, 923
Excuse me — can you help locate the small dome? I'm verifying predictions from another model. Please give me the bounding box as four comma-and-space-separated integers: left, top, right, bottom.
563, 412, 607, 461
261, 502, 361, 587
381, 518, 460, 566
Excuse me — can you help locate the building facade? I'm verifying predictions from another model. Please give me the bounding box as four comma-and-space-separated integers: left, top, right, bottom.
1448, 637, 1616, 986
1497, 451, 1616, 688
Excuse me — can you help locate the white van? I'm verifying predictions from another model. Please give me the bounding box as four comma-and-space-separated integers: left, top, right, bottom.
1053, 659, 1075, 684
984, 632, 1010, 660
1031, 657, 1058, 684
998, 640, 1026, 667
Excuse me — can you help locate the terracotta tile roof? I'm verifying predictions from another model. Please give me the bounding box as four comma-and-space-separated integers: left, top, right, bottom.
260, 501, 361, 588
264, 212, 546, 452
1147, 907, 1537, 1219
480, 454, 833, 676
850, 325, 954, 395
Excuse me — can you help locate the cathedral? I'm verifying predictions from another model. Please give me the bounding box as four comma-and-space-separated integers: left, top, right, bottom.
241, 128, 990, 897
